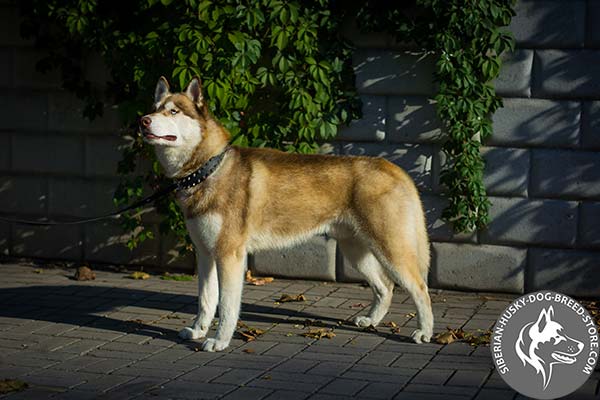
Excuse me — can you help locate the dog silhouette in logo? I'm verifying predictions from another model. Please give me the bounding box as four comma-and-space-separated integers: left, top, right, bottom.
515, 306, 584, 390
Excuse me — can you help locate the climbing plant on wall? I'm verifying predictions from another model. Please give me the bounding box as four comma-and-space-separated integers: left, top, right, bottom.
358, 0, 516, 232
20, 0, 515, 255
20, 0, 361, 252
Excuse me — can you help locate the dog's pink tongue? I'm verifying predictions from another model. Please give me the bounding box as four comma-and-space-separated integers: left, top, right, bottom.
163, 135, 177, 141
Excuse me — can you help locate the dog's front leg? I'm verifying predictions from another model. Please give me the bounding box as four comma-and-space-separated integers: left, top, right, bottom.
201, 250, 245, 352
179, 251, 218, 340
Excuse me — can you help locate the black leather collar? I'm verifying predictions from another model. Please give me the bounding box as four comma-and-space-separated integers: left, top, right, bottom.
174, 146, 229, 191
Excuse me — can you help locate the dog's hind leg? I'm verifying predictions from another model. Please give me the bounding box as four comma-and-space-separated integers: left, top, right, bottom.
371, 246, 433, 344
180, 249, 218, 340
338, 238, 394, 328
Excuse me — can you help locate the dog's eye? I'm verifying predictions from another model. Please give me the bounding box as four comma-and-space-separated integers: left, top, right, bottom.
170, 109, 178, 115
553, 336, 563, 344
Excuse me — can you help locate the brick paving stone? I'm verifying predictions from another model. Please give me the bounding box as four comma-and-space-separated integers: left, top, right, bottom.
232, 340, 278, 354
390, 354, 432, 369
295, 351, 362, 363
357, 351, 400, 366
80, 358, 134, 374
21, 350, 76, 362
271, 358, 319, 373
474, 389, 517, 400
306, 394, 346, 400
445, 369, 490, 387
0, 365, 31, 377
264, 390, 312, 400
53, 355, 107, 371
24, 370, 99, 389
437, 343, 473, 355
262, 343, 307, 357
51, 389, 102, 400
212, 368, 263, 385
393, 392, 471, 400
1, 388, 63, 399
144, 348, 192, 363
247, 377, 324, 393
342, 372, 411, 385
177, 365, 230, 382
221, 386, 274, 400
147, 380, 236, 398
306, 361, 353, 377
319, 378, 369, 396
113, 365, 185, 379
1, 354, 58, 368
410, 369, 454, 385
99, 377, 170, 400
74, 374, 136, 392
173, 349, 224, 366
85, 349, 147, 360
356, 382, 403, 399
208, 353, 285, 370
403, 383, 478, 397
345, 335, 386, 349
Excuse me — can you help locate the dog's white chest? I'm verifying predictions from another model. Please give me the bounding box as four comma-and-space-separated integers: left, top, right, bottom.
185, 213, 223, 251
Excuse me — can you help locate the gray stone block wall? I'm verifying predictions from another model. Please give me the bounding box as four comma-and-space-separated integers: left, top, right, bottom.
1, 1, 599, 296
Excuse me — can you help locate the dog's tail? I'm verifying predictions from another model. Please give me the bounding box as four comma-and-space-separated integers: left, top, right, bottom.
415, 197, 430, 283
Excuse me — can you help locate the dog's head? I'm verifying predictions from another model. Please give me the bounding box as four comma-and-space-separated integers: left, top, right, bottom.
515, 306, 584, 389
139, 76, 207, 149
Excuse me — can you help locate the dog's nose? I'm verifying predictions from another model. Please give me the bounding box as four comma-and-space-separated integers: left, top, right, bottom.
140, 116, 152, 128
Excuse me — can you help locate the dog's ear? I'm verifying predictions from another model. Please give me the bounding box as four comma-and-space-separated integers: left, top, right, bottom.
184, 76, 205, 108
535, 307, 552, 333
154, 76, 170, 107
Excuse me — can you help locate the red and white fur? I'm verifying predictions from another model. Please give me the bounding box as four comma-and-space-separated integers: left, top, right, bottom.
140, 76, 434, 352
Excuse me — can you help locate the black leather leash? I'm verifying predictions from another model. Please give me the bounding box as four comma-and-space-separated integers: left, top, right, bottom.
0, 148, 229, 226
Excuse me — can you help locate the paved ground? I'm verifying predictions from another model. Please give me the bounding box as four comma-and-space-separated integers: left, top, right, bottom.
0, 262, 597, 400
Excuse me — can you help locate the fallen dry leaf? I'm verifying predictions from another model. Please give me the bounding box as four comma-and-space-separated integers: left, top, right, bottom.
129, 271, 150, 280
382, 321, 401, 334
405, 312, 416, 318
435, 330, 457, 345
237, 321, 265, 342
302, 328, 336, 339
277, 294, 306, 303
351, 303, 366, 308
245, 270, 274, 286
74, 266, 95, 281
435, 327, 492, 346
0, 379, 28, 394
33, 269, 43, 274
465, 330, 492, 346
582, 300, 600, 328
242, 348, 255, 354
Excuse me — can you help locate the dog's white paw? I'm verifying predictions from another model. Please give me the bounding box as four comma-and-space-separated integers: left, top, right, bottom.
354, 316, 374, 328
411, 329, 432, 344
179, 326, 203, 340
201, 338, 228, 352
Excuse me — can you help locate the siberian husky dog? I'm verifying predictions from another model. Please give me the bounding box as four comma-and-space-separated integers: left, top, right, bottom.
140, 76, 434, 352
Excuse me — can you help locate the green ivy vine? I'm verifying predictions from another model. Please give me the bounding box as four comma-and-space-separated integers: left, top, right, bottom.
19, 0, 515, 256
358, 0, 516, 232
